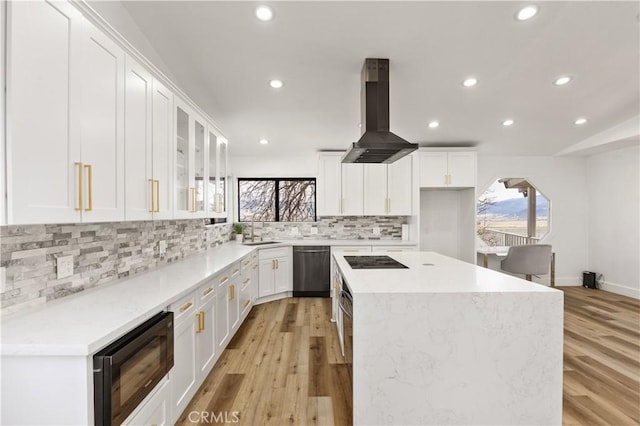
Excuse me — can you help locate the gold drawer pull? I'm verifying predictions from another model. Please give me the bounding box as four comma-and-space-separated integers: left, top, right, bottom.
228, 284, 235, 301
220, 276, 229, 284
343, 249, 359, 252
252, 265, 258, 270
232, 268, 240, 275
242, 300, 250, 309
243, 260, 250, 266
202, 287, 214, 296
180, 301, 193, 312
243, 278, 250, 285
386, 249, 402, 252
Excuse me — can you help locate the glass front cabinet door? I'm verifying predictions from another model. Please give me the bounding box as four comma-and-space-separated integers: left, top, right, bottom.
174, 98, 206, 218
206, 127, 228, 219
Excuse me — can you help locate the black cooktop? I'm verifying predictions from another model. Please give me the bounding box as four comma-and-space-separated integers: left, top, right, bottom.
344, 255, 409, 269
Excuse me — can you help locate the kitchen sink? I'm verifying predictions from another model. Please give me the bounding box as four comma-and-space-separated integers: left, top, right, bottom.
243, 241, 281, 246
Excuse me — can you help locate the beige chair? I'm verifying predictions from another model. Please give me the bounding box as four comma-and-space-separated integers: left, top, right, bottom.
500, 244, 553, 281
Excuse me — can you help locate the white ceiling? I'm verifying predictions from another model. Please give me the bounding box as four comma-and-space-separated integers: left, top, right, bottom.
118, 1, 640, 158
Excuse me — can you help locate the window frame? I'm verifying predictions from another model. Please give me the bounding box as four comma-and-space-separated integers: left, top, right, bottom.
237, 177, 317, 222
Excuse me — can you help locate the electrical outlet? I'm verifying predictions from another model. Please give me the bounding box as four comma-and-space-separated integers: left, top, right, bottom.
373, 227, 381, 235
158, 240, 167, 254
57, 255, 74, 279
310, 227, 318, 235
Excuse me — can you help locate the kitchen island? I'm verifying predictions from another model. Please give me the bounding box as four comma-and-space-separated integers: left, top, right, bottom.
334, 251, 563, 425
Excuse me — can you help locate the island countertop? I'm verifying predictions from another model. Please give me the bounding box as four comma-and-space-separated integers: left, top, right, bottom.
334, 251, 564, 426
334, 250, 559, 294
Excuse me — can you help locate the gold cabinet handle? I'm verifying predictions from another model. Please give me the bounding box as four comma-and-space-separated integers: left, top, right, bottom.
228, 284, 235, 301
220, 276, 229, 284
149, 179, 155, 212
202, 287, 214, 296
252, 264, 258, 270
195, 311, 202, 333
180, 301, 193, 312
232, 268, 240, 275
343, 249, 358, 252
75, 162, 83, 211
243, 260, 250, 266
200, 311, 205, 331
243, 278, 250, 285
242, 300, 250, 309
154, 180, 160, 212
84, 164, 93, 211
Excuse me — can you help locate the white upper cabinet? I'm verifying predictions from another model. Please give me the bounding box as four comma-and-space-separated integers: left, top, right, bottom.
317, 152, 343, 216
78, 23, 126, 222
363, 155, 412, 216
174, 99, 206, 218
124, 56, 153, 221
207, 132, 227, 218
341, 164, 364, 216
6, 1, 125, 224
419, 151, 476, 188
151, 80, 174, 219
6, 1, 83, 224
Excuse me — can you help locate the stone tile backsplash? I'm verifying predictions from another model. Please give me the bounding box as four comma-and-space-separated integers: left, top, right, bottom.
0, 220, 231, 315
0, 215, 404, 315
241, 216, 405, 241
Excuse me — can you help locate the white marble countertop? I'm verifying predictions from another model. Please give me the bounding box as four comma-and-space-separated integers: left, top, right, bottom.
0, 239, 416, 357
335, 251, 560, 294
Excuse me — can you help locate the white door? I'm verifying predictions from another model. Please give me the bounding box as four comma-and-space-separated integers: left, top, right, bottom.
258, 258, 275, 297
197, 292, 216, 379
341, 163, 364, 215
6, 0, 83, 224
419, 152, 448, 188
171, 310, 198, 422
274, 256, 292, 293
152, 79, 174, 219
387, 155, 413, 215
363, 164, 387, 215
124, 56, 153, 221
215, 287, 229, 351
317, 153, 342, 216
78, 24, 125, 222
447, 152, 477, 188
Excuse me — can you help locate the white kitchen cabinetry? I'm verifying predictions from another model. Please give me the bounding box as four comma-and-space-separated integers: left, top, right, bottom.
363, 155, 412, 216
258, 247, 292, 298
419, 151, 476, 188
151, 79, 175, 219
169, 279, 217, 423
317, 152, 343, 216
371, 245, 416, 253
239, 255, 254, 319
332, 246, 372, 254
215, 262, 240, 351
6, 1, 125, 224
174, 99, 207, 219
169, 294, 198, 422
206, 129, 228, 218
122, 378, 170, 426
341, 164, 364, 216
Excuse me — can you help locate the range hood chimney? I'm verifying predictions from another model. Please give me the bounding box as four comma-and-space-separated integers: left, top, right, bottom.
342, 58, 418, 164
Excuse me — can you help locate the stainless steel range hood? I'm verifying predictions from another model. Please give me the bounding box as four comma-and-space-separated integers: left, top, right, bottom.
342, 58, 418, 164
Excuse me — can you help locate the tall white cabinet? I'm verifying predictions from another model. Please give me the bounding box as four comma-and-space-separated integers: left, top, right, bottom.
363, 155, 412, 216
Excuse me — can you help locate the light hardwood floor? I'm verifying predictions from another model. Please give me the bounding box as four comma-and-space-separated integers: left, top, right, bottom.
178, 288, 640, 426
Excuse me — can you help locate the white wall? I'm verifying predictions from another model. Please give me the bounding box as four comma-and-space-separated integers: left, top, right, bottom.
478, 156, 589, 285
232, 154, 319, 178
86, 1, 179, 84
585, 145, 640, 298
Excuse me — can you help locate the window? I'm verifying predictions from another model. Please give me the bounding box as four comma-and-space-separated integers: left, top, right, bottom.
238, 178, 316, 222
477, 178, 550, 246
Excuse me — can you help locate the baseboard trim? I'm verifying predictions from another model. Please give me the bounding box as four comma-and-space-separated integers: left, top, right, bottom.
551, 277, 582, 286
598, 281, 640, 299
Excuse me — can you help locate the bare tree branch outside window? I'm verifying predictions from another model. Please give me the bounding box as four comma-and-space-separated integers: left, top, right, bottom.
238, 179, 316, 222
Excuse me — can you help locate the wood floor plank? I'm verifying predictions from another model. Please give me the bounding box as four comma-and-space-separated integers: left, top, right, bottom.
308, 336, 331, 397
280, 302, 299, 333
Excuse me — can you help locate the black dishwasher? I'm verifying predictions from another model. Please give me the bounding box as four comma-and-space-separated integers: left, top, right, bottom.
293, 246, 330, 297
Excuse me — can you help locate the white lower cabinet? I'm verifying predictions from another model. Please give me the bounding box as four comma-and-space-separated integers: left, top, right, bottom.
122, 378, 170, 426
258, 247, 292, 298
169, 279, 217, 423
215, 261, 241, 351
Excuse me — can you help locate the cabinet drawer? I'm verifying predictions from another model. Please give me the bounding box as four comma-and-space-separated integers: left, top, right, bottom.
333, 246, 372, 253
122, 378, 170, 425
230, 262, 241, 279
371, 245, 416, 253
198, 279, 215, 302
259, 246, 289, 260
170, 293, 196, 325
240, 275, 251, 291
240, 255, 252, 272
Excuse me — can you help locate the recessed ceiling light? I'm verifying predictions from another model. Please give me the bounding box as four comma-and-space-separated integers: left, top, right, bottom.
259, 138, 269, 145
553, 75, 572, 86
516, 5, 539, 21
428, 120, 440, 129
269, 79, 284, 89
574, 118, 588, 125
255, 5, 274, 21
502, 119, 515, 127
462, 77, 478, 88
